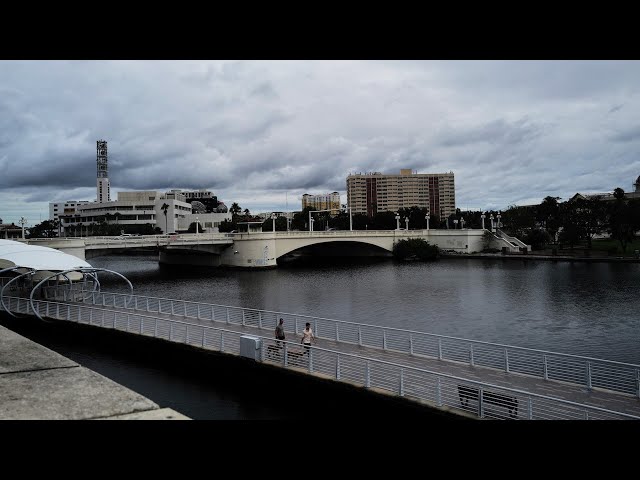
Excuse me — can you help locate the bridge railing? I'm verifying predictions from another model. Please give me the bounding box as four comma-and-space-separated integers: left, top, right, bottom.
2, 294, 637, 420
67, 289, 640, 398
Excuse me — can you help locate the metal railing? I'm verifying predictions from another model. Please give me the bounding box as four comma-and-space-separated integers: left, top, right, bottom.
1, 294, 637, 420
58, 288, 640, 398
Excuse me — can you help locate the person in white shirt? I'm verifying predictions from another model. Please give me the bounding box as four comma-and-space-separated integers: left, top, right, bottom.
301, 322, 315, 353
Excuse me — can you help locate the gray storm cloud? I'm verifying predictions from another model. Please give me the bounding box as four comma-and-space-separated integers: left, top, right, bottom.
1, 60, 640, 224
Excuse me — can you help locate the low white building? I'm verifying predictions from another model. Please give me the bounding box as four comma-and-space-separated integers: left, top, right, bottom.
55, 190, 232, 236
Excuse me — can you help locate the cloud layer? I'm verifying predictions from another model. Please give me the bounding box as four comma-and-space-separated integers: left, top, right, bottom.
1, 60, 640, 225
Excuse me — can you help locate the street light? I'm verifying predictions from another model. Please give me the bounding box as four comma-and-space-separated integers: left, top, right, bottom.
489, 213, 495, 232
271, 213, 277, 232
496, 211, 502, 231
425, 212, 430, 231
310, 218, 314, 232
405, 217, 409, 230
460, 217, 465, 229
395, 213, 400, 230
481, 212, 486, 230
19, 217, 27, 239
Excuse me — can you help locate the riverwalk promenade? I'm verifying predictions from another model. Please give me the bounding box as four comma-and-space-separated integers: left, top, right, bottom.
0, 323, 189, 420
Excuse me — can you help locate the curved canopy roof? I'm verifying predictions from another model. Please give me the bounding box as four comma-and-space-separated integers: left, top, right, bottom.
0, 239, 91, 271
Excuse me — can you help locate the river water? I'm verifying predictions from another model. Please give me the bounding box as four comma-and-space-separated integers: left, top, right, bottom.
9, 254, 640, 419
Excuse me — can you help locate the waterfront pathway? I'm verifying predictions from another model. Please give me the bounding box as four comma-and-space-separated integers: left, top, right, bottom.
0, 323, 189, 420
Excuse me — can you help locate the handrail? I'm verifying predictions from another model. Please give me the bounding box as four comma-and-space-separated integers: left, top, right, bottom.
3, 295, 637, 420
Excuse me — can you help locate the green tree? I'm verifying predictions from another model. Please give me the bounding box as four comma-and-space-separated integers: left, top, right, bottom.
161, 203, 169, 233
27, 219, 59, 238
187, 221, 204, 233
392, 238, 439, 261
230, 203, 242, 216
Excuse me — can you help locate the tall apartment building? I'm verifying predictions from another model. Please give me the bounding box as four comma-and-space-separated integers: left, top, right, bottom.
347, 169, 455, 218
301, 192, 341, 215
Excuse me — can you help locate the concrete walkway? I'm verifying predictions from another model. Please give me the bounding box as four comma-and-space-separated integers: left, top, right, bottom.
0, 324, 189, 420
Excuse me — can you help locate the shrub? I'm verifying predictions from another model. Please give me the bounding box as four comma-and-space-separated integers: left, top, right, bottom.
392, 238, 439, 261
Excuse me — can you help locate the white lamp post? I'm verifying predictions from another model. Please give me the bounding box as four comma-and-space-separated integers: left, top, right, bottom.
496, 211, 502, 231
19, 217, 27, 239
425, 213, 430, 231
490, 213, 495, 232
271, 213, 277, 232
310, 218, 314, 232
460, 217, 465, 229
481, 212, 486, 230
395, 213, 400, 230
405, 217, 409, 230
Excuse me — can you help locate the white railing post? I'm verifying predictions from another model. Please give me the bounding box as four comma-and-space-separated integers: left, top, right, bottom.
146, 297, 149, 312
127, 314, 130, 331
202, 328, 206, 348
242, 310, 245, 326
438, 338, 443, 360
197, 304, 201, 320
171, 301, 175, 316
479, 388, 484, 418
335, 323, 339, 342
470, 344, 475, 367
587, 362, 592, 390
170, 323, 173, 341
336, 356, 341, 380
358, 327, 362, 347
283, 343, 288, 367
102, 295, 105, 306
67, 304, 71, 320
308, 348, 313, 373
220, 331, 224, 352
226, 308, 230, 324
399, 369, 404, 396
584, 410, 589, 420
89, 307, 92, 324
212, 305, 215, 322
383, 330, 387, 350
365, 361, 370, 388
154, 318, 158, 337
543, 354, 548, 380
186, 325, 189, 344
436, 377, 442, 406
46, 302, 49, 318
504, 348, 510, 373
315, 320, 318, 338
259, 312, 262, 329
57, 303, 60, 318
140, 317, 143, 334
102, 310, 105, 327
409, 334, 414, 355
528, 397, 533, 420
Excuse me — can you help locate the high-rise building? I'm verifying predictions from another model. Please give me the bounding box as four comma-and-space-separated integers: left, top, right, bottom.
96, 140, 110, 203
347, 169, 455, 218
301, 192, 341, 215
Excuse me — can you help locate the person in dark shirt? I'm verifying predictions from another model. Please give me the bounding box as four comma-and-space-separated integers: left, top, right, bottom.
275, 318, 285, 347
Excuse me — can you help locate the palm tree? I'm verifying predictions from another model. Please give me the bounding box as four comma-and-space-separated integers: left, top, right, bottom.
230, 202, 241, 216
161, 203, 169, 233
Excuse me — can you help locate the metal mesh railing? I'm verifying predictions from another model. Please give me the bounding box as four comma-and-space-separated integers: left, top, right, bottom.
61, 288, 640, 398
3, 294, 637, 421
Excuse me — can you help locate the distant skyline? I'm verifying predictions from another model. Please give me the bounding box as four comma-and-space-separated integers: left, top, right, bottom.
1, 60, 640, 226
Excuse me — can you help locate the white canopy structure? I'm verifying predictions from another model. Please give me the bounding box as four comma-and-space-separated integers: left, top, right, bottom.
0, 239, 91, 271
0, 239, 133, 322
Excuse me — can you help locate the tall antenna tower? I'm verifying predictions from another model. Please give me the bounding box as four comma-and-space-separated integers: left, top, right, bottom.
96, 140, 110, 203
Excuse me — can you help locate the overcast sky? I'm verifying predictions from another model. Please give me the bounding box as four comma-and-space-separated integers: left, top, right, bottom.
1, 60, 639, 226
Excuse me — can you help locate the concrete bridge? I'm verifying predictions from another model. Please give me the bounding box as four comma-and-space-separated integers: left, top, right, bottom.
24, 229, 527, 269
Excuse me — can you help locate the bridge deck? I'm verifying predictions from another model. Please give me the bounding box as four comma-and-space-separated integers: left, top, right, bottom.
63, 300, 640, 419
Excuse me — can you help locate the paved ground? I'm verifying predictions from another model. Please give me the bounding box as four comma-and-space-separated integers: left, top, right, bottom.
0, 323, 189, 420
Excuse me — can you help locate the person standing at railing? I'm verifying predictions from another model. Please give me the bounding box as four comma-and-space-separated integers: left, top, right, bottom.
301, 322, 315, 353
275, 318, 286, 347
